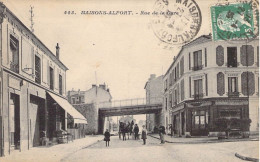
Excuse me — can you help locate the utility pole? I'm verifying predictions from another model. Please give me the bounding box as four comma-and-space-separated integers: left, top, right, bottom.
29, 6, 34, 33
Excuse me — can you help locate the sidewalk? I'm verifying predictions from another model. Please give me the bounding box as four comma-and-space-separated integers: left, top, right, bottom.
148, 133, 259, 144
149, 134, 259, 161
0, 135, 103, 162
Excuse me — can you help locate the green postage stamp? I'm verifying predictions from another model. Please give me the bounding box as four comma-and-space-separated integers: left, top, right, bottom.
211, 2, 258, 41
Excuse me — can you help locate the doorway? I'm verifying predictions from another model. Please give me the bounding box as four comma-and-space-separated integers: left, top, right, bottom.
30, 95, 45, 147
181, 112, 185, 135
10, 93, 20, 150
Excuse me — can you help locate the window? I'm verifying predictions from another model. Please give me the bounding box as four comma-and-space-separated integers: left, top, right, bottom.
194, 79, 203, 99
72, 98, 75, 104
219, 109, 241, 119
169, 93, 172, 107
228, 77, 238, 96
49, 67, 54, 90
164, 79, 168, 91
35, 55, 41, 84
176, 63, 179, 79
193, 50, 202, 71
205, 48, 207, 67
10, 35, 19, 73
174, 89, 178, 104
165, 97, 167, 110
227, 47, 237, 67
59, 74, 62, 95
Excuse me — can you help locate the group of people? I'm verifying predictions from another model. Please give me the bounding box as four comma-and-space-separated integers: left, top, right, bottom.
104, 124, 166, 147
133, 124, 147, 144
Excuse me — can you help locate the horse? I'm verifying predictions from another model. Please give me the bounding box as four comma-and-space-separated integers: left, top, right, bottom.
119, 121, 135, 141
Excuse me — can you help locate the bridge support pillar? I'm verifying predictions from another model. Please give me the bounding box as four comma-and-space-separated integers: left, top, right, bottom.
98, 114, 105, 134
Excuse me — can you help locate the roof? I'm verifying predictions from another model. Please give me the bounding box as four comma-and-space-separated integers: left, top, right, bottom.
164, 34, 212, 77
1, 3, 69, 70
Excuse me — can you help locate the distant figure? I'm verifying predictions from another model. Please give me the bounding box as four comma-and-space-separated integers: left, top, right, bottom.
122, 127, 126, 141
141, 125, 147, 145
134, 124, 139, 140
159, 125, 166, 144
104, 129, 110, 147
130, 120, 134, 135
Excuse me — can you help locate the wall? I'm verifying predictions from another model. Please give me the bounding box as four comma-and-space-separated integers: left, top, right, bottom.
73, 103, 98, 134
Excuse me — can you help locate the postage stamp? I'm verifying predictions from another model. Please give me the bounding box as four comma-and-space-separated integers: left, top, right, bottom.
211, 0, 259, 41
151, 0, 202, 45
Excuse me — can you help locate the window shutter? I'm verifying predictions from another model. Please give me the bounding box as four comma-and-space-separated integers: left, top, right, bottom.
257, 46, 259, 67
181, 79, 184, 101
241, 72, 255, 96
189, 77, 191, 98
216, 46, 224, 66
205, 74, 208, 96
47, 61, 50, 85
217, 72, 225, 96
189, 53, 191, 70
21, 38, 33, 72
240, 45, 254, 66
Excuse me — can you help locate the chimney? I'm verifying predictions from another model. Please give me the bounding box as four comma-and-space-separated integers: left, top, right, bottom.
149, 74, 156, 81
107, 88, 110, 92
99, 84, 106, 90
56, 43, 60, 60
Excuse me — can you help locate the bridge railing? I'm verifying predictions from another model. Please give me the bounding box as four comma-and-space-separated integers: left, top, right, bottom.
98, 97, 163, 108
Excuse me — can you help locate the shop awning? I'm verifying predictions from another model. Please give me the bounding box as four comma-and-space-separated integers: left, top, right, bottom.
47, 92, 88, 124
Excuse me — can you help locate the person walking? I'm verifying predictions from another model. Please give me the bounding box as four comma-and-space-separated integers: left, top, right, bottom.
133, 124, 139, 140
159, 125, 166, 144
141, 125, 147, 145
104, 129, 110, 147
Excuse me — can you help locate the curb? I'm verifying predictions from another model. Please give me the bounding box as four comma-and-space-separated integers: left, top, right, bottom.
235, 153, 259, 162
148, 134, 259, 144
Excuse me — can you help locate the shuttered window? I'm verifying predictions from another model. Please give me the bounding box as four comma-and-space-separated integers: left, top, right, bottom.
35, 55, 41, 84
59, 74, 63, 95
205, 48, 207, 67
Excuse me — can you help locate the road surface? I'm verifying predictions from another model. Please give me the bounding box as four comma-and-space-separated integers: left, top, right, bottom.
62, 135, 256, 162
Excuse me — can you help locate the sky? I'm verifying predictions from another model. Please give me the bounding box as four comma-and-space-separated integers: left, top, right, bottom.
2, 0, 225, 100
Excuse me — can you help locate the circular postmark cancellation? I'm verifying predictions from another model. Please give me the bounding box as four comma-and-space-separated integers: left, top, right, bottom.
211, 0, 259, 42
151, 0, 202, 45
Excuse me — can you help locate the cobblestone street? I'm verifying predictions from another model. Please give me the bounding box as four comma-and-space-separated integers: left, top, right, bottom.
62, 136, 258, 162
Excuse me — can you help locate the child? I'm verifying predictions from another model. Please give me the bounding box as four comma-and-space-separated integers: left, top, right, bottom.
104, 129, 110, 147
141, 125, 147, 145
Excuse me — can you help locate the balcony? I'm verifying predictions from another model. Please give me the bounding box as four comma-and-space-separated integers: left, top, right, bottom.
193, 93, 204, 100
10, 61, 19, 73
227, 91, 240, 97
191, 65, 203, 71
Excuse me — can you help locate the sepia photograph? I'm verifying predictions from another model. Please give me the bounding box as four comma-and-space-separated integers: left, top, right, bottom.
0, 0, 259, 161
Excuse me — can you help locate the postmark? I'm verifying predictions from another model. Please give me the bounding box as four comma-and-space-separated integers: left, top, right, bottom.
151, 0, 202, 45
211, 0, 259, 42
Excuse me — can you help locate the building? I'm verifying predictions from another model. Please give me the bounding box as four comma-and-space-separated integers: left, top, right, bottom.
68, 84, 112, 134
0, 3, 87, 157
144, 74, 163, 132
163, 34, 259, 137
67, 84, 112, 104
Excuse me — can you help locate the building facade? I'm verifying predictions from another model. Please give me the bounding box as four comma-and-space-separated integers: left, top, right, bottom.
68, 84, 112, 134
144, 74, 163, 132
0, 3, 86, 156
163, 35, 259, 137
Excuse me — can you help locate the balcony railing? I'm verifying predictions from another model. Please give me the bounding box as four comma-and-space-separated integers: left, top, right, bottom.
227, 91, 240, 97
10, 61, 19, 73
193, 93, 204, 100
191, 65, 203, 71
